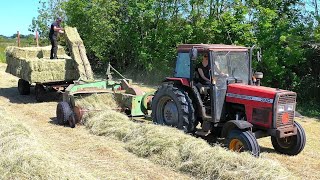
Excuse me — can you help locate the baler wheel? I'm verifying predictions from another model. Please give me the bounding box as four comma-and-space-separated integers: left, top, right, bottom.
271, 121, 306, 155
35, 84, 46, 102
18, 79, 30, 95
56, 101, 75, 128
151, 83, 195, 133
226, 129, 260, 157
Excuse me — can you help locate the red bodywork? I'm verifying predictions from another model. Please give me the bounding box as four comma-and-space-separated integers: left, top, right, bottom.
226, 84, 287, 128
165, 77, 190, 87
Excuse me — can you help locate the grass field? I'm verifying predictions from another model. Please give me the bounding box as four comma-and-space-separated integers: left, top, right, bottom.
0, 37, 38, 63
0, 40, 14, 63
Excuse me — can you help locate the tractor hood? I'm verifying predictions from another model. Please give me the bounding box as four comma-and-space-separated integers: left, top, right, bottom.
226, 84, 289, 106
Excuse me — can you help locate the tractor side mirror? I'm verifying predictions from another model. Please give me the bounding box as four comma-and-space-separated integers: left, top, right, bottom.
257, 49, 262, 62
254, 72, 263, 79
254, 72, 263, 86
190, 47, 198, 61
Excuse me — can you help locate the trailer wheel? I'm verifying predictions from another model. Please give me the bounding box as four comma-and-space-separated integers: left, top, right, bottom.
35, 84, 46, 102
226, 129, 260, 157
271, 121, 306, 155
56, 101, 75, 128
151, 83, 195, 133
18, 79, 30, 95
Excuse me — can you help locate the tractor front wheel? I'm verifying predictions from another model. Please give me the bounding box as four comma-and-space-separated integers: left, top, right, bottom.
151, 83, 195, 133
271, 121, 306, 155
18, 79, 30, 95
226, 129, 260, 157
56, 101, 75, 128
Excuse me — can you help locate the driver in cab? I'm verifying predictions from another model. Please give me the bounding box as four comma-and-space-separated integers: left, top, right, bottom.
197, 54, 210, 84
197, 54, 228, 85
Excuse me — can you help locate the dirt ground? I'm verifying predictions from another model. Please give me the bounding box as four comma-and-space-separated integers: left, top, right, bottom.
0, 63, 190, 179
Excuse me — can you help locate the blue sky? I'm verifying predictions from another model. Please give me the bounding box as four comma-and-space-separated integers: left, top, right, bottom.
0, 0, 40, 36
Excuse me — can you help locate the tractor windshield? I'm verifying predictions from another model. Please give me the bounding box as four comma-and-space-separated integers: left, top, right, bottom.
212, 51, 249, 85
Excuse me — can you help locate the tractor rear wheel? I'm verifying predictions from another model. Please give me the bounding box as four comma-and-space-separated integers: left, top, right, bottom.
18, 79, 30, 95
271, 121, 306, 155
35, 84, 46, 102
56, 101, 75, 128
151, 83, 195, 133
226, 129, 260, 157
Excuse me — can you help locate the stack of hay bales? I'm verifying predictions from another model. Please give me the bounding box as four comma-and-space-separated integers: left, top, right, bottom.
64, 27, 94, 81
5, 26, 94, 83
5, 46, 79, 83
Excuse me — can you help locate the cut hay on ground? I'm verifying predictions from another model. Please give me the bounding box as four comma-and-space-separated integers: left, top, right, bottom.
0, 107, 94, 179
64, 27, 94, 81
79, 95, 294, 179
75, 93, 118, 111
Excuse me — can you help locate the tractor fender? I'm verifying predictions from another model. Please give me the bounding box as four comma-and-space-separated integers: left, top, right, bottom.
221, 120, 253, 138
164, 78, 190, 87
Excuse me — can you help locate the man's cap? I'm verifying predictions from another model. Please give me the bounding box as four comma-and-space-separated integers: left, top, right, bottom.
57, 17, 62, 21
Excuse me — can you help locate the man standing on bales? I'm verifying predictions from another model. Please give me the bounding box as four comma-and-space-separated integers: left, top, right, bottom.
49, 17, 64, 59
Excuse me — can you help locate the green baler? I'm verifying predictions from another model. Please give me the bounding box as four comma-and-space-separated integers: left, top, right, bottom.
56, 77, 154, 128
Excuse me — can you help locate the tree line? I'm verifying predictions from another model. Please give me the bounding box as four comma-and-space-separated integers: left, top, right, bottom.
30, 0, 320, 106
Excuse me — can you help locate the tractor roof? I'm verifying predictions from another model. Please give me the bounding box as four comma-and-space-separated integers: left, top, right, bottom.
177, 44, 248, 52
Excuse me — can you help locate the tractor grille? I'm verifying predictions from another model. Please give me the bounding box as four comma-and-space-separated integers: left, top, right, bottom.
276, 111, 295, 127
275, 92, 296, 128
278, 93, 296, 104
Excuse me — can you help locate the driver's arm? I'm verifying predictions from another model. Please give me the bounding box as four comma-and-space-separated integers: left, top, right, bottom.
53, 26, 63, 32
198, 68, 210, 82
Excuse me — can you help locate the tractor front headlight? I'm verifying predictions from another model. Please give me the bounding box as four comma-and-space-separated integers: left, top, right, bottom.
278, 105, 285, 113
287, 104, 294, 111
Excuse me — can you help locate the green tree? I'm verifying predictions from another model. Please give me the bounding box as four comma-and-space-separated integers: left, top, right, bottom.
29, 0, 67, 39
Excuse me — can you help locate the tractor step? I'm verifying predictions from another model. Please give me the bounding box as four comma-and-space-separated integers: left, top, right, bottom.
195, 130, 211, 136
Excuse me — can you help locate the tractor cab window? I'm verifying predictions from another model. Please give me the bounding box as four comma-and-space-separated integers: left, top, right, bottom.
213, 51, 249, 85
174, 53, 190, 78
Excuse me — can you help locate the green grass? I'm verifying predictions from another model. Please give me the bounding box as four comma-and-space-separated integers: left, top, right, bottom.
297, 102, 320, 118
0, 38, 39, 63
0, 39, 15, 63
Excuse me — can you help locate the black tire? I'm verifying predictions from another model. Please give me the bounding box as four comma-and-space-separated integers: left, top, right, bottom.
18, 79, 30, 95
271, 121, 306, 155
226, 129, 260, 157
151, 83, 195, 133
56, 101, 75, 128
35, 84, 46, 102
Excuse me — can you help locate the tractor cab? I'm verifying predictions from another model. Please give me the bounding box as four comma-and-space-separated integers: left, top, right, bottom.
175, 44, 251, 85
173, 44, 255, 124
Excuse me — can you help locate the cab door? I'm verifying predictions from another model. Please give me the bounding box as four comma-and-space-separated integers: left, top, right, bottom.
210, 51, 229, 123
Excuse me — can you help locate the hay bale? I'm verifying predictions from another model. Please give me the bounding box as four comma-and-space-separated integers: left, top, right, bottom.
0, 108, 94, 179
5, 46, 80, 83
64, 27, 94, 80
80, 96, 295, 179
5, 56, 79, 83
6, 46, 66, 59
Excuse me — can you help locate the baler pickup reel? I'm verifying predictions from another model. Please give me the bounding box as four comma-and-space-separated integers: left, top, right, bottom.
56, 63, 154, 128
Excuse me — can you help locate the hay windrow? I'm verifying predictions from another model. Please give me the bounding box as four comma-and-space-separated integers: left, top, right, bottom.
80, 94, 294, 179
0, 108, 94, 179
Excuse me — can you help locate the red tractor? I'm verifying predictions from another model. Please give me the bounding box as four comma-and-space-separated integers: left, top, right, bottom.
151, 44, 306, 156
